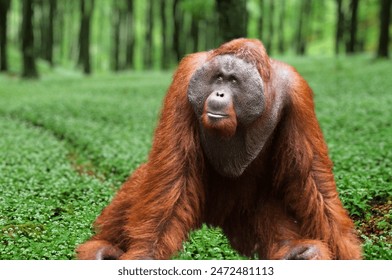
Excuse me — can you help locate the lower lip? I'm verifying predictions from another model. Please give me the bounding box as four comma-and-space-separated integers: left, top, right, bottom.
207, 112, 228, 119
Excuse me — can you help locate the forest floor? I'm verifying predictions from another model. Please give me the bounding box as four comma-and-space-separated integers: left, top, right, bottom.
0, 55, 391, 260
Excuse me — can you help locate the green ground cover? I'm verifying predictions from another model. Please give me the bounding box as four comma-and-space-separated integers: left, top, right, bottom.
0, 56, 391, 259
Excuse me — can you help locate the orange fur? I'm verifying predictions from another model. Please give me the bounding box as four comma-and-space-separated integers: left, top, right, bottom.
76, 39, 362, 260
201, 101, 237, 138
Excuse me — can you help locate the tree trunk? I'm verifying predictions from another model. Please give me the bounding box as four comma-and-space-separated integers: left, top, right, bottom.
346, 0, 359, 54
125, 0, 134, 69
111, 2, 121, 71
144, 0, 153, 69
265, 0, 275, 53
58, 1, 66, 63
0, 0, 11, 72
78, 0, 94, 74
190, 17, 199, 53
335, 0, 345, 55
377, 0, 391, 58
173, 0, 182, 62
296, 0, 312, 55
205, 16, 218, 50
21, 0, 39, 78
216, 0, 247, 43
38, 0, 56, 65
39, 0, 48, 60
277, 0, 286, 54
258, 0, 264, 41
46, 0, 56, 66
160, 0, 170, 69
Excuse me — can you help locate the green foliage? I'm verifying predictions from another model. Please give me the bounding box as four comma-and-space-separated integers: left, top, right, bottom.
181, 0, 215, 20
174, 225, 246, 260
0, 117, 114, 259
0, 55, 391, 259
4, 0, 387, 74
0, 72, 168, 184
362, 235, 392, 260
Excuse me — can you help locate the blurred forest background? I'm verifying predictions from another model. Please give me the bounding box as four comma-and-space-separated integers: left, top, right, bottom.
0, 0, 391, 78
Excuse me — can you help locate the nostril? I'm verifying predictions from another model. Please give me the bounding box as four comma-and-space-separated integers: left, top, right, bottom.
207, 91, 232, 114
